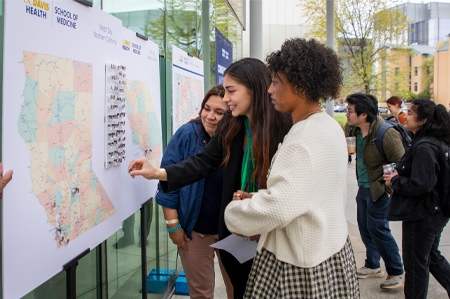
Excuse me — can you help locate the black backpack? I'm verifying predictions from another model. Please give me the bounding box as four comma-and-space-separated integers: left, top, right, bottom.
436, 141, 450, 217
374, 116, 412, 156
415, 138, 450, 217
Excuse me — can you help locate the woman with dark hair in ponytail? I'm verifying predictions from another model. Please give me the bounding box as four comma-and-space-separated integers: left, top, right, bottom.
384, 99, 450, 298
128, 58, 292, 298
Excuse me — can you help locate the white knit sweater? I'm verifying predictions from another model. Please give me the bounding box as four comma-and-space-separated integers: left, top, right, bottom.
225, 112, 349, 268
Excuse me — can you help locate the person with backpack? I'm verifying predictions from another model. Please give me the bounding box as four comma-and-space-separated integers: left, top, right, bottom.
383, 99, 450, 299
345, 93, 405, 290
386, 96, 407, 125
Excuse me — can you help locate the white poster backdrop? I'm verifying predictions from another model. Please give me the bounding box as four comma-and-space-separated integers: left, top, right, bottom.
1, 1, 161, 298
117, 28, 162, 220
171, 45, 204, 132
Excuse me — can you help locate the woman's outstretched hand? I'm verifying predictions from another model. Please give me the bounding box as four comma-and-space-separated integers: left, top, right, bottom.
128, 157, 160, 180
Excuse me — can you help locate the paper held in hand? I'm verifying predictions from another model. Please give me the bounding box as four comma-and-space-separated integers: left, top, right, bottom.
210, 234, 258, 264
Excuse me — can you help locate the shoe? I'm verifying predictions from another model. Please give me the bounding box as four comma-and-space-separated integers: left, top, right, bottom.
357, 267, 385, 278
380, 275, 404, 289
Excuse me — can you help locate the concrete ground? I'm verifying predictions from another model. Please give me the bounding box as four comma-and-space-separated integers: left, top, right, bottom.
173, 161, 450, 299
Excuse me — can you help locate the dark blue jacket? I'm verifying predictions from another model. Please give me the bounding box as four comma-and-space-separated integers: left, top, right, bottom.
155, 122, 206, 239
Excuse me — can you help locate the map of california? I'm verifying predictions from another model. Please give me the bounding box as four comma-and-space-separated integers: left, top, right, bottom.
124, 79, 162, 166
18, 51, 116, 248
173, 74, 204, 130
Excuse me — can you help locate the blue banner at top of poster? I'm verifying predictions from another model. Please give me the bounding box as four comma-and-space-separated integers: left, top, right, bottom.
215, 28, 233, 84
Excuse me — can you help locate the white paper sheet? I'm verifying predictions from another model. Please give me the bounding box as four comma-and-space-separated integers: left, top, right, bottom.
210, 234, 258, 264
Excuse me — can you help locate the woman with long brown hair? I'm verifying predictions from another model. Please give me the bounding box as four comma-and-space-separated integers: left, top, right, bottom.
156, 84, 229, 298
225, 38, 360, 298
128, 58, 292, 298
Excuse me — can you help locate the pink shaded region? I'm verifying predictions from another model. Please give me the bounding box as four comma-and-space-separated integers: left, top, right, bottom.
37, 187, 59, 222
97, 181, 114, 211
73, 61, 93, 92
23, 51, 38, 81
147, 145, 162, 162
47, 162, 68, 183
47, 121, 75, 148
127, 113, 149, 146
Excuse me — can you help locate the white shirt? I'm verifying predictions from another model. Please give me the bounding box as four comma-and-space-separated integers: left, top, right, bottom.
225, 112, 349, 268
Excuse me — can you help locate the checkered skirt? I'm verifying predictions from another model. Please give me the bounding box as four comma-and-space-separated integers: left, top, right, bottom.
243, 237, 360, 298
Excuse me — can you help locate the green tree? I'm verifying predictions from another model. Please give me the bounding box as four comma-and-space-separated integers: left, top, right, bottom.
417, 89, 432, 99
301, 0, 410, 95
142, 0, 200, 60
398, 89, 418, 102
420, 56, 434, 98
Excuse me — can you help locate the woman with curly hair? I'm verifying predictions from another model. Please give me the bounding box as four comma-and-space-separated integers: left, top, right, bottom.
128, 58, 292, 298
384, 99, 450, 298
224, 38, 360, 298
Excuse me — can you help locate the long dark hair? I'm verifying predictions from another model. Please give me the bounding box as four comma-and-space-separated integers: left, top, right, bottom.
189, 84, 225, 141
412, 99, 450, 145
217, 58, 292, 188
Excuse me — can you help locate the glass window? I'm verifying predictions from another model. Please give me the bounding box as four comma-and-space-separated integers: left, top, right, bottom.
105, 201, 178, 299
216, 0, 242, 62
102, 0, 165, 53
224, 0, 245, 27
164, 0, 200, 60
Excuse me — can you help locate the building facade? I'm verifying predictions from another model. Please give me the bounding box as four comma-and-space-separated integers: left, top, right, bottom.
399, 2, 450, 47
377, 2, 450, 102
434, 40, 450, 108
262, 0, 307, 58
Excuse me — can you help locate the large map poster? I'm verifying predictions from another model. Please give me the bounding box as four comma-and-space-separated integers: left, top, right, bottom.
20, 51, 116, 247
118, 29, 162, 219
172, 45, 204, 132
1, 1, 162, 298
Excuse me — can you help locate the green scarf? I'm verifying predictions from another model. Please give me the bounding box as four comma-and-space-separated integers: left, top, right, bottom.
241, 117, 257, 192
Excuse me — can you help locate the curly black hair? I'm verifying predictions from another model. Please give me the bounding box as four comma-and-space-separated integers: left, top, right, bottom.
266, 38, 342, 103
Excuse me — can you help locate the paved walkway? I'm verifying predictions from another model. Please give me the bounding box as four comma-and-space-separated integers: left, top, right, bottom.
174, 162, 450, 298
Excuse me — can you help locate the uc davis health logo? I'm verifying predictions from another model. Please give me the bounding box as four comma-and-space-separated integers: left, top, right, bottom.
24, 0, 50, 19
122, 39, 130, 51
132, 43, 141, 55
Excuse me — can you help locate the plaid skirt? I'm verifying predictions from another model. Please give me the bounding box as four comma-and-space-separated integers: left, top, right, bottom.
243, 237, 360, 298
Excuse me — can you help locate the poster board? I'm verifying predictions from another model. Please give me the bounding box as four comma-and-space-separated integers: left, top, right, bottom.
1, 1, 162, 298
171, 45, 204, 132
